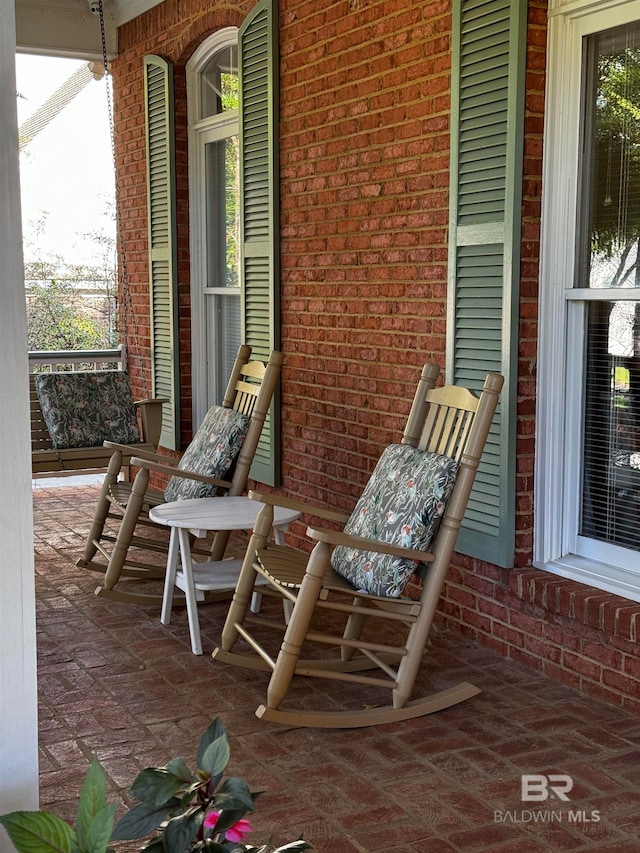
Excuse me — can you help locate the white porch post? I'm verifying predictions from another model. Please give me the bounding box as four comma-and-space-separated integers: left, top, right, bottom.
0, 0, 40, 841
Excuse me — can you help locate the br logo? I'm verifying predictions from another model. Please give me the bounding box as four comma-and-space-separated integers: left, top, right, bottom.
521, 774, 573, 802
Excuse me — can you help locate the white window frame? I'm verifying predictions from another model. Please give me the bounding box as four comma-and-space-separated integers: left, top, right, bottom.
187, 28, 239, 427
535, 0, 640, 602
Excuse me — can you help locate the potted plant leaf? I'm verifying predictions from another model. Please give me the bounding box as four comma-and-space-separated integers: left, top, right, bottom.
0, 717, 311, 853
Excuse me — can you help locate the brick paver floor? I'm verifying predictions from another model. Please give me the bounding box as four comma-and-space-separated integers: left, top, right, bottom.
33, 481, 640, 852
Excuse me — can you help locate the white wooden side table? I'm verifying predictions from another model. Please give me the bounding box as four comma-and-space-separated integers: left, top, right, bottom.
149, 496, 300, 655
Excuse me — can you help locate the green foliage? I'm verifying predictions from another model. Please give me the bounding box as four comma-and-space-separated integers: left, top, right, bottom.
220, 73, 238, 112
590, 44, 640, 277
26, 279, 117, 352
24, 217, 119, 352
0, 719, 312, 853
0, 759, 114, 853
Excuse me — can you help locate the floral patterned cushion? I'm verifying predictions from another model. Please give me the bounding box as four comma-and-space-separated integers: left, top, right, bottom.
34, 372, 141, 450
331, 444, 459, 598
164, 405, 250, 502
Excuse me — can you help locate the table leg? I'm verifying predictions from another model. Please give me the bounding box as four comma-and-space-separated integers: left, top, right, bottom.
160, 528, 180, 626
178, 527, 203, 655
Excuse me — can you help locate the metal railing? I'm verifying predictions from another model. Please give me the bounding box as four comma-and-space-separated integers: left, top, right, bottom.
28, 344, 126, 374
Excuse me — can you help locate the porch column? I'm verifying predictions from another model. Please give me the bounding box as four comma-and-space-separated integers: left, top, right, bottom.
0, 0, 40, 839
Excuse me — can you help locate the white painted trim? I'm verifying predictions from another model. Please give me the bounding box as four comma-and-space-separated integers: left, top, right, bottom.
566, 288, 640, 300
534, 556, 640, 603
562, 301, 586, 556
548, 0, 639, 19
0, 0, 39, 824
535, 0, 640, 599
109, 0, 163, 26
187, 29, 239, 427
535, 12, 579, 565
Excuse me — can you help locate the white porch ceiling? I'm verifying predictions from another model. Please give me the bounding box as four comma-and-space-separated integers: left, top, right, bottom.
15, 0, 164, 60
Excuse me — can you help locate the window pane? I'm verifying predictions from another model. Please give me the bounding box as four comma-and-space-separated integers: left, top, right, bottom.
580, 22, 640, 289
206, 292, 241, 405
205, 136, 240, 288
581, 300, 640, 550
200, 45, 238, 119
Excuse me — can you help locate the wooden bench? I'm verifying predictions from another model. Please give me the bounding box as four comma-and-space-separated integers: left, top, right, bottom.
30, 357, 165, 477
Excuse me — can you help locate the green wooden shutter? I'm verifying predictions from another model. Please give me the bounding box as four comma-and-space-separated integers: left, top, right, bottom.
239, 0, 280, 486
447, 0, 526, 567
144, 55, 180, 451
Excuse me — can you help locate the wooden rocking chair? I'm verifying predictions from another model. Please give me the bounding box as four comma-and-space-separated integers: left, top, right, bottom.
76, 346, 282, 605
212, 365, 503, 728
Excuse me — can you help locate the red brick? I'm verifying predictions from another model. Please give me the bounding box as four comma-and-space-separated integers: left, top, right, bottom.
581, 681, 625, 707
460, 607, 491, 634
492, 622, 525, 648
479, 634, 510, 657
562, 651, 602, 683
509, 609, 544, 637
543, 661, 581, 689
510, 646, 544, 672
616, 606, 639, 641
582, 641, 624, 669
541, 622, 581, 653
621, 693, 640, 714
446, 585, 478, 609
623, 654, 640, 680
602, 667, 640, 695
524, 635, 562, 664
478, 598, 510, 623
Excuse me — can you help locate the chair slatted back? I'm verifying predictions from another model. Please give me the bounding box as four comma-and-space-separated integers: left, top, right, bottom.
227, 350, 282, 496
233, 366, 268, 417
420, 387, 479, 461
220, 345, 269, 419
401, 366, 492, 465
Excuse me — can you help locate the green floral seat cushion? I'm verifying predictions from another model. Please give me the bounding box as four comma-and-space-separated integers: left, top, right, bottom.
331, 444, 459, 598
164, 405, 250, 503
34, 371, 141, 450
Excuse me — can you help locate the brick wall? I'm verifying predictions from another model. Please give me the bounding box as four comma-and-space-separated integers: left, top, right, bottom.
437, 563, 640, 714
279, 0, 453, 507
114, 1, 253, 445
434, 0, 640, 714
114, 0, 640, 712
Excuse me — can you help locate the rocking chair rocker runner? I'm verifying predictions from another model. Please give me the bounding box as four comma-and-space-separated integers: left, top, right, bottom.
212, 365, 503, 728
77, 346, 282, 605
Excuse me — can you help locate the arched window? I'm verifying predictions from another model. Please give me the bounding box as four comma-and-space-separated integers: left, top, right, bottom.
180, 1, 280, 486
188, 30, 241, 422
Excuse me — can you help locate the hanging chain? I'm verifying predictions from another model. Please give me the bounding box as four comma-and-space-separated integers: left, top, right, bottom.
98, 0, 140, 376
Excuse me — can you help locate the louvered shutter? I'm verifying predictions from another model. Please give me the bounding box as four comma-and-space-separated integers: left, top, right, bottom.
144, 55, 180, 450
238, 0, 280, 486
447, 0, 526, 567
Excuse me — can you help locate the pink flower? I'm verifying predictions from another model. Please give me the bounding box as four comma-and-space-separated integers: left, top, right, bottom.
225, 818, 253, 843
204, 810, 254, 843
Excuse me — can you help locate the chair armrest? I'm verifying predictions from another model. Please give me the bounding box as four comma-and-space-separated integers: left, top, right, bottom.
130, 456, 233, 490
102, 441, 162, 460
249, 490, 351, 524
134, 398, 168, 446
134, 397, 169, 407
306, 525, 436, 563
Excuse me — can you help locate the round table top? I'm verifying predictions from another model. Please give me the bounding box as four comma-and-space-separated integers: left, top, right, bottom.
149, 495, 300, 532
